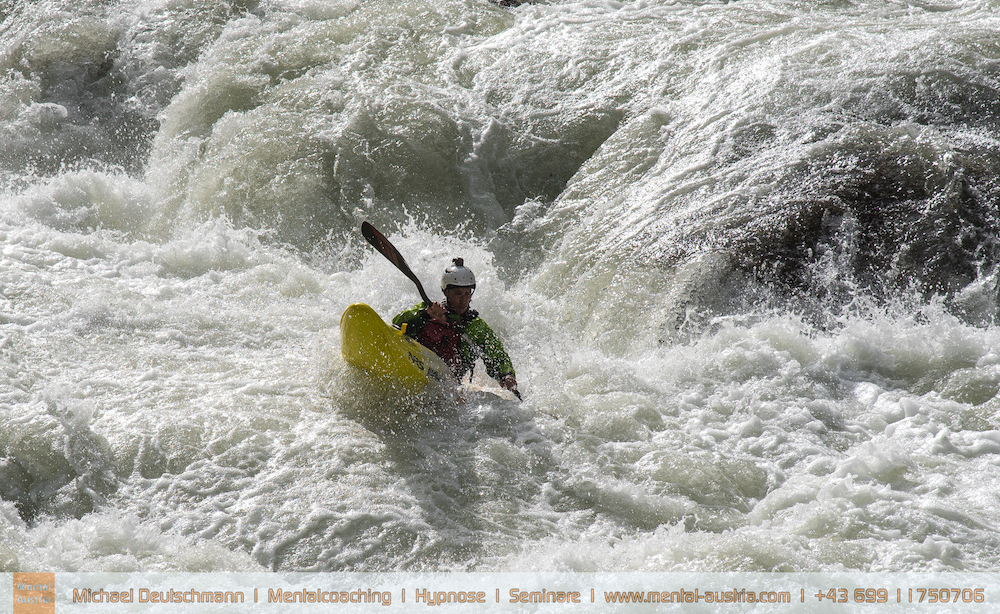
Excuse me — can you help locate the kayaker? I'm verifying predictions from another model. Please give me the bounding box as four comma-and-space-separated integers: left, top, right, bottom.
393, 258, 518, 394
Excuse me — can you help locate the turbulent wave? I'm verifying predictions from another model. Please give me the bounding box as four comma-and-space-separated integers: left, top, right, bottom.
3, 0, 1000, 575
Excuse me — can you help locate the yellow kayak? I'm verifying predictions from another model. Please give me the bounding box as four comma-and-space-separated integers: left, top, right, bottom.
340, 303, 453, 394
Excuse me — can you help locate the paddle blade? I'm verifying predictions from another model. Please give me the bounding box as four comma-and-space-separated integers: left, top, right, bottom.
361, 222, 432, 305
361, 222, 403, 269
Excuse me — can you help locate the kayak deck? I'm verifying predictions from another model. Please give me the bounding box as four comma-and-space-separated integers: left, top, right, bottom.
340, 303, 453, 394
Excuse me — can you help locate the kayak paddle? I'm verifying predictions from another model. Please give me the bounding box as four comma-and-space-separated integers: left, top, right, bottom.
361, 221, 433, 306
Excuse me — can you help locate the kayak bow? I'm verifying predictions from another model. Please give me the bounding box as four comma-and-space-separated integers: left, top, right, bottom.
340, 303, 454, 394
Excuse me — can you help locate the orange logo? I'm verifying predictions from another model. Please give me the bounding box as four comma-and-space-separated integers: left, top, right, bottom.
13, 573, 55, 614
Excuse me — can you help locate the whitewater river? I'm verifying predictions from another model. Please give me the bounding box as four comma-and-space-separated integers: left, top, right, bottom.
4, 0, 1000, 577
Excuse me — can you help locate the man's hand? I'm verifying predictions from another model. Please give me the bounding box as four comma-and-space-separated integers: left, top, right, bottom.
501, 375, 522, 400
425, 301, 447, 323
500, 374, 517, 391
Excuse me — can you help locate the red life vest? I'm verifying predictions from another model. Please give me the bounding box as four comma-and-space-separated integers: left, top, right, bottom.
417, 320, 463, 372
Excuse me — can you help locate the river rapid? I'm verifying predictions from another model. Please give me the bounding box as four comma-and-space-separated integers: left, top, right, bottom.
3, 0, 1000, 574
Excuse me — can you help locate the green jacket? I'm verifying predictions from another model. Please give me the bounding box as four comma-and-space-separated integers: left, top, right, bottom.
392, 303, 515, 383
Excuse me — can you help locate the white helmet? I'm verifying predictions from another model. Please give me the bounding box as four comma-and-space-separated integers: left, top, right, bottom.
441, 258, 476, 291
